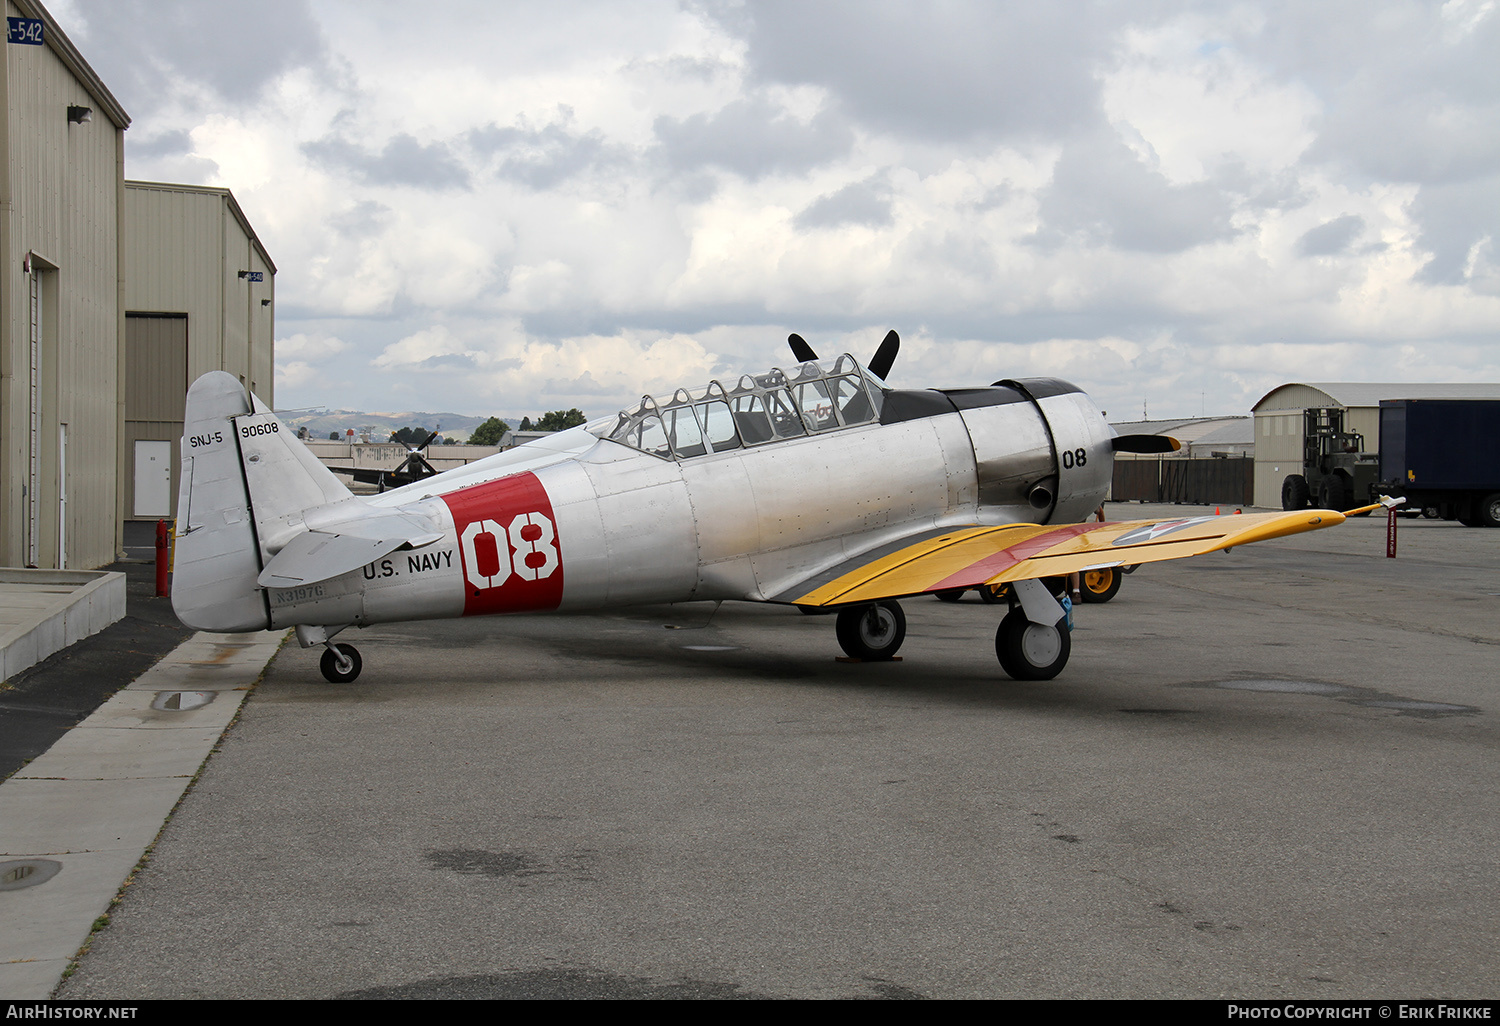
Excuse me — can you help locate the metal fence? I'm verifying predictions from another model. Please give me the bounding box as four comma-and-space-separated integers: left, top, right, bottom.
1111, 456, 1254, 506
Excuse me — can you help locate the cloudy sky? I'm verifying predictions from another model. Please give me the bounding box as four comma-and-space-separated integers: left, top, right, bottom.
58, 0, 1500, 421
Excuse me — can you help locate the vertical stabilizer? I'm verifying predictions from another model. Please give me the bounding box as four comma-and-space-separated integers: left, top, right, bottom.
172, 373, 358, 632
234, 393, 354, 562
172, 373, 268, 631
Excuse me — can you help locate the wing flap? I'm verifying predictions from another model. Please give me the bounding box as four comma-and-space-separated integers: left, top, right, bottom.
790, 510, 1346, 606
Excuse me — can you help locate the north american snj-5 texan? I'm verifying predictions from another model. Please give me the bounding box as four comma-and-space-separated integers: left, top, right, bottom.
172, 331, 1389, 683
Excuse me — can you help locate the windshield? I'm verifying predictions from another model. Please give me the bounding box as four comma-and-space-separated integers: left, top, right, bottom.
606, 354, 884, 459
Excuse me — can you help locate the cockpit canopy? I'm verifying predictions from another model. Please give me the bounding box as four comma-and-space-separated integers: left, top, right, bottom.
607, 354, 886, 460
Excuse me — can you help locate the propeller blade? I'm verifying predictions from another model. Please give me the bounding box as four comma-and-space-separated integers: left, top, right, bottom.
788, 333, 819, 363
416, 429, 440, 452
867, 329, 900, 380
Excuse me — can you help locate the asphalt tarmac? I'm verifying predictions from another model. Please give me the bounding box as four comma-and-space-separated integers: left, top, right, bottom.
53, 506, 1500, 999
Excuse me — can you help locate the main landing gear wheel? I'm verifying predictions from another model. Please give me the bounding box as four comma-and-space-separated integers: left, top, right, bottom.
835, 601, 906, 661
1078, 566, 1122, 603
320, 643, 362, 683
995, 608, 1071, 680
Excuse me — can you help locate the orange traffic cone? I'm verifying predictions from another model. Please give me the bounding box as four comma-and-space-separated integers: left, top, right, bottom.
1215, 506, 1221, 515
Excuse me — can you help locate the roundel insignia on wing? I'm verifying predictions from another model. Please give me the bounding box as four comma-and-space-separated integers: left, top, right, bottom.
1111, 517, 1217, 547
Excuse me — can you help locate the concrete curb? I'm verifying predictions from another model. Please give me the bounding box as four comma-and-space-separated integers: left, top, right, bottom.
0, 570, 128, 684
0, 629, 286, 999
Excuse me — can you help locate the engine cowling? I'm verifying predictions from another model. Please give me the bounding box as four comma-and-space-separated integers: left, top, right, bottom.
953, 377, 1114, 524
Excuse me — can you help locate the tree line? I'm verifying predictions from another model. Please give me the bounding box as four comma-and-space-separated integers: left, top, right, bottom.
462, 408, 588, 446
315, 408, 587, 447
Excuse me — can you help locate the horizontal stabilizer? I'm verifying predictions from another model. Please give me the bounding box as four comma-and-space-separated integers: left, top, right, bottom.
257, 506, 443, 588
1112, 434, 1181, 454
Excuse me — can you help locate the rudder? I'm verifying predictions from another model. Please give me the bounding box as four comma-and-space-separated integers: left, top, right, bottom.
172, 372, 355, 632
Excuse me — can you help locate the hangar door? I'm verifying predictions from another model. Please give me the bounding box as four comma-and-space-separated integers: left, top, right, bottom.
125, 314, 188, 520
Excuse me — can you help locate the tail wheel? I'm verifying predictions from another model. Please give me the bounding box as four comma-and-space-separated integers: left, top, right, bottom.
1078, 567, 1122, 603
995, 609, 1071, 680
835, 601, 906, 661
320, 643, 362, 683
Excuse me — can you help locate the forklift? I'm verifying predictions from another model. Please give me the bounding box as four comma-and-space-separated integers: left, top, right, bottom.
1280, 407, 1379, 511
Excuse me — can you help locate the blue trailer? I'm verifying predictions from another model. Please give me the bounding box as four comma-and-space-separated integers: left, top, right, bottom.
1379, 399, 1500, 527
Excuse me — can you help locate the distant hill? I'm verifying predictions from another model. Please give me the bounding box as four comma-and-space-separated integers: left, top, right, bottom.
273, 408, 529, 443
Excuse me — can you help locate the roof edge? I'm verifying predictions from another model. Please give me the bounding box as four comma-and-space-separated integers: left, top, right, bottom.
1253, 382, 1500, 411
126, 179, 277, 275
17, 0, 131, 130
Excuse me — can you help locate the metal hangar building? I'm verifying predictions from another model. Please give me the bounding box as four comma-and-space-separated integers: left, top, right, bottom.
1250, 382, 1500, 510
0, 0, 274, 570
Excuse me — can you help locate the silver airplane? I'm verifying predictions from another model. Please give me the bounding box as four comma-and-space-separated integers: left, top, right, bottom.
172, 331, 1371, 683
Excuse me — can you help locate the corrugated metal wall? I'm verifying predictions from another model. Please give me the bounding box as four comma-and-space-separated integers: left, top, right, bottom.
121, 182, 276, 519
1113, 457, 1254, 506
1, 5, 123, 568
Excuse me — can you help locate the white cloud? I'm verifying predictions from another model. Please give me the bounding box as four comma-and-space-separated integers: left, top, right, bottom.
58, 0, 1500, 424
276, 332, 352, 361
372, 325, 479, 370
1101, 20, 1321, 185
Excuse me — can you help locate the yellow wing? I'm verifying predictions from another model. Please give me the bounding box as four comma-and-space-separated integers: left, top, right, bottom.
789, 508, 1350, 607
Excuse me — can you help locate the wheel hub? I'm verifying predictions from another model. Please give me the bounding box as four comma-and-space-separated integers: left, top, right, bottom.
1020, 623, 1063, 665
860, 607, 896, 646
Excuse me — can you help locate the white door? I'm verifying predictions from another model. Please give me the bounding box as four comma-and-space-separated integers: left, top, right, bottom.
134, 440, 173, 518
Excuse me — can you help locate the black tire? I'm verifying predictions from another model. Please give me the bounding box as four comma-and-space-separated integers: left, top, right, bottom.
934, 588, 965, 603
994, 609, 1071, 681
1481, 493, 1500, 528
1422, 507, 1441, 519
978, 584, 1005, 604
320, 643, 362, 683
1281, 475, 1310, 511
835, 601, 906, 660
1317, 477, 1350, 511
1078, 566, 1122, 603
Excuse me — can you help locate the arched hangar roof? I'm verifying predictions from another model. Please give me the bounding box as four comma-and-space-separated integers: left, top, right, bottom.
1252, 382, 1500, 412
